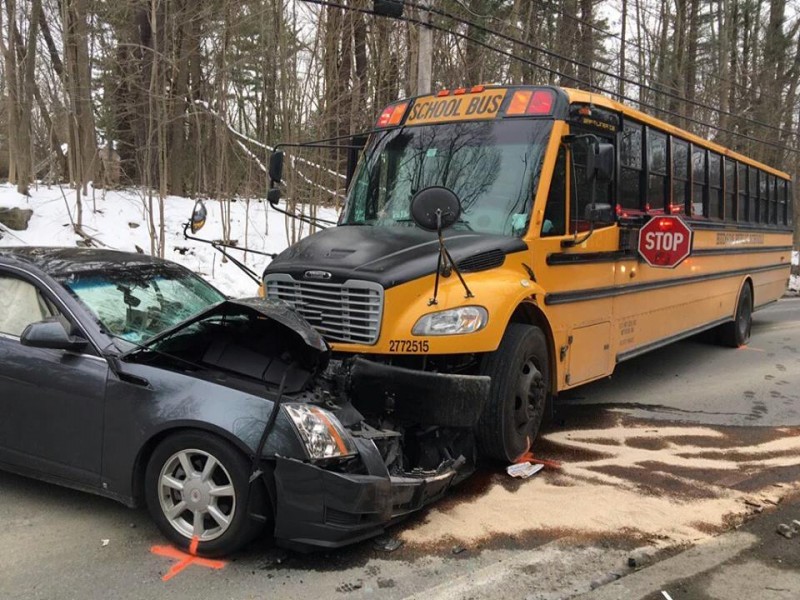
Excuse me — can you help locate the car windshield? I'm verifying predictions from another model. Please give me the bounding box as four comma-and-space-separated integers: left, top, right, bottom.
57, 264, 226, 345
342, 119, 553, 236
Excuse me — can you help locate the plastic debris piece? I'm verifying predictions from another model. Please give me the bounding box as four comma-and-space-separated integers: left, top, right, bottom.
451, 545, 466, 555
101, 539, 110, 547
777, 524, 794, 539
506, 462, 544, 479
373, 536, 403, 552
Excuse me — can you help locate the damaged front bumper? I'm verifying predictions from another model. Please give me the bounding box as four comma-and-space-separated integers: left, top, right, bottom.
272, 439, 470, 552
268, 358, 488, 551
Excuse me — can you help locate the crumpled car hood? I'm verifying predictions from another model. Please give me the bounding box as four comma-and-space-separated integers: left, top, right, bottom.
122, 297, 330, 368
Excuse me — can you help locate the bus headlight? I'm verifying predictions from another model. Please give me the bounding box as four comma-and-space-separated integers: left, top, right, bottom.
412, 306, 488, 336
283, 404, 358, 460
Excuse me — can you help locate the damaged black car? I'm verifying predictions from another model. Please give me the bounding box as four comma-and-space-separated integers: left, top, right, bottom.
0, 247, 487, 556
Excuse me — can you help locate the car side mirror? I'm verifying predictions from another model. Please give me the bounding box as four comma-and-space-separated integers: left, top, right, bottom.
20, 318, 87, 351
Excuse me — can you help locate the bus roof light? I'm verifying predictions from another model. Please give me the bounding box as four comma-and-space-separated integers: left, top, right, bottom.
376, 102, 409, 128
437, 89, 450, 97
470, 85, 485, 93
506, 89, 555, 116
454, 87, 467, 95
527, 90, 554, 114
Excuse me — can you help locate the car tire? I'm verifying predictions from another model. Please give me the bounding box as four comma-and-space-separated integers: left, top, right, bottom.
144, 431, 267, 557
476, 323, 550, 462
718, 283, 752, 348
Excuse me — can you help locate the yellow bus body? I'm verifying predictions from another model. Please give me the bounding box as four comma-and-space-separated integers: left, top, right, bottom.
321, 87, 793, 394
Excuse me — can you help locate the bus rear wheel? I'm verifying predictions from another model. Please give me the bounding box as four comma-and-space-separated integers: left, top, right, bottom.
718, 283, 753, 348
477, 323, 549, 462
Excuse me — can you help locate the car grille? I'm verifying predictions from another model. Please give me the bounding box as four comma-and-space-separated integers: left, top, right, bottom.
264, 274, 383, 345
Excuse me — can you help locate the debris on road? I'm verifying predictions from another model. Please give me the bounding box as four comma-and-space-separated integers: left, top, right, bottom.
451, 545, 467, 555
627, 548, 654, 569
373, 536, 404, 553
336, 579, 363, 592
506, 462, 544, 479
101, 539, 110, 547
776, 524, 794, 539
513, 451, 563, 470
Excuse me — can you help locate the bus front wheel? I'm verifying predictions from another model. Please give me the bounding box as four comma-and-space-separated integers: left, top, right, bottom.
718, 284, 753, 348
476, 323, 550, 462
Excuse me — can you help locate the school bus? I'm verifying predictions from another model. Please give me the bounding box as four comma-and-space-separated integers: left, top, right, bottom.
264, 85, 794, 462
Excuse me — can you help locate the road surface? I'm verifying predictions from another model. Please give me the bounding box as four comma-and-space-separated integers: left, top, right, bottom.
2, 297, 799, 600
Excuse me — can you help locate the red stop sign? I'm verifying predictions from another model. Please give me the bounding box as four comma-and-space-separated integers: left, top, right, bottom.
638, 216, 693, 268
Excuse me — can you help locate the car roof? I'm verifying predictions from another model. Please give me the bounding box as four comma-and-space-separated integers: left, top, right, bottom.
0, 246, 174, 277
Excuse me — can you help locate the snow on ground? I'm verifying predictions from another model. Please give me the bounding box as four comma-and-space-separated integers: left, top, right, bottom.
791, 251, 799, 292
0, 182, 338, 297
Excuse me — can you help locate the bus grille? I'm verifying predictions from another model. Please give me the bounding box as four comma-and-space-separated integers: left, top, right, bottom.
264, 274, 383, 345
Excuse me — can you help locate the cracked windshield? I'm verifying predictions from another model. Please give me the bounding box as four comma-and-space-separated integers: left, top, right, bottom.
58, 265, 225, 345
343, 119, 553, 236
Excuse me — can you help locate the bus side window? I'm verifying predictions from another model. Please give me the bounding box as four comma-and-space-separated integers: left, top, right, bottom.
620, 121, 643, 215
708, 152, 723, 219
691, 145, 707, 217
769, 175, 778, 225
725, 158, 736, 221
672, 138, 689, 215
737, 162, 748, 221
758, 170, 768, 223
748, 166, 758, 222
647, 130, 667, 213
779, 179, 788, 226
542, 147, 566, 237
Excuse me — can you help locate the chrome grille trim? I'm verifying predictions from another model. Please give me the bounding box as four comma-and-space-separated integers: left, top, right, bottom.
264, 274, 384, 345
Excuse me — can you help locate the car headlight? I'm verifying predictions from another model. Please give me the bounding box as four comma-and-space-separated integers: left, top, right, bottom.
283, 404, 358, 460
411, 306, 488, 336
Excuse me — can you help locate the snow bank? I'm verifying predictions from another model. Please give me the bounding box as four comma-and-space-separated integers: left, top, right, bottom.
0, 183, 337, 298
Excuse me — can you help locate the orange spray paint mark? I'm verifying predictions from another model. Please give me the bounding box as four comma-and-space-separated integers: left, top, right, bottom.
738, 345, 765, 352
150, 536, 226, 582
513, 451, 562, 470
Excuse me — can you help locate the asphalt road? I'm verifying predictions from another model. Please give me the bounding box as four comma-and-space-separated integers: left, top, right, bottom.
2, 297, 799, 600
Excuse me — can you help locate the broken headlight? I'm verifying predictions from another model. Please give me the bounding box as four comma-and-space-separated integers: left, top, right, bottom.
283, 404, 358, 460
411, 306, 488, 336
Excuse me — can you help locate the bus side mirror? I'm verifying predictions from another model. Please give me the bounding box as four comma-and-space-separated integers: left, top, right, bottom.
585, 203, 614, 224
269, 151, 284, 187
190, 200, 207, 233
595, 143, 615, 183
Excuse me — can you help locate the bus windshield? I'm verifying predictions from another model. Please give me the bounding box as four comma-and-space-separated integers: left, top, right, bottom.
342, 119, 553, 237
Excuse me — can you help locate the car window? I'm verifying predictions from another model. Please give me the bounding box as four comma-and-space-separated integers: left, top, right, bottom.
0, 275, 56, 337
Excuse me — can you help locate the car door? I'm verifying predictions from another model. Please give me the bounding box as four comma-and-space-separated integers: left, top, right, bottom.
0, 268, 108, 487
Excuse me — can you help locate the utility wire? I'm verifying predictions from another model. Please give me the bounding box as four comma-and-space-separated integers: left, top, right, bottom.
428, 0, 800, 141
301, 0, 799, 156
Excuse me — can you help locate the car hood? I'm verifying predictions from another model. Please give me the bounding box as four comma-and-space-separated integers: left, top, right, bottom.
121, 297, 329, 366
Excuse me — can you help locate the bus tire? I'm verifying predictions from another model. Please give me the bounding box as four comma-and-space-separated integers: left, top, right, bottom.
476, 323, 549, 462
718, 283, 753, 348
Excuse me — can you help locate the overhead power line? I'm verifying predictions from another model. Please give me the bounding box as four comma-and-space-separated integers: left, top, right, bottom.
301, 0, 799, 156
425, 0, 800, 142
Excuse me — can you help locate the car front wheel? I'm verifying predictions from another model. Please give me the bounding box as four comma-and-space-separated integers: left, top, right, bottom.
145, 432, 266, 557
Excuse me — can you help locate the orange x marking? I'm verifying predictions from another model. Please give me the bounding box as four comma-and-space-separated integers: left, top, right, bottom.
150, 536, 227, 581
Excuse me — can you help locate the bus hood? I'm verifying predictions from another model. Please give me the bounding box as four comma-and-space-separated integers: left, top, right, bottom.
265, 225, 527, 289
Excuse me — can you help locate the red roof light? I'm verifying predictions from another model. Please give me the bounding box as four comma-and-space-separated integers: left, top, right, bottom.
506, 89, 555, 116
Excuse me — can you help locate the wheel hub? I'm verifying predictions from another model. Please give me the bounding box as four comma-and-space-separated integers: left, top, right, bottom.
183, 478, 211, 511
